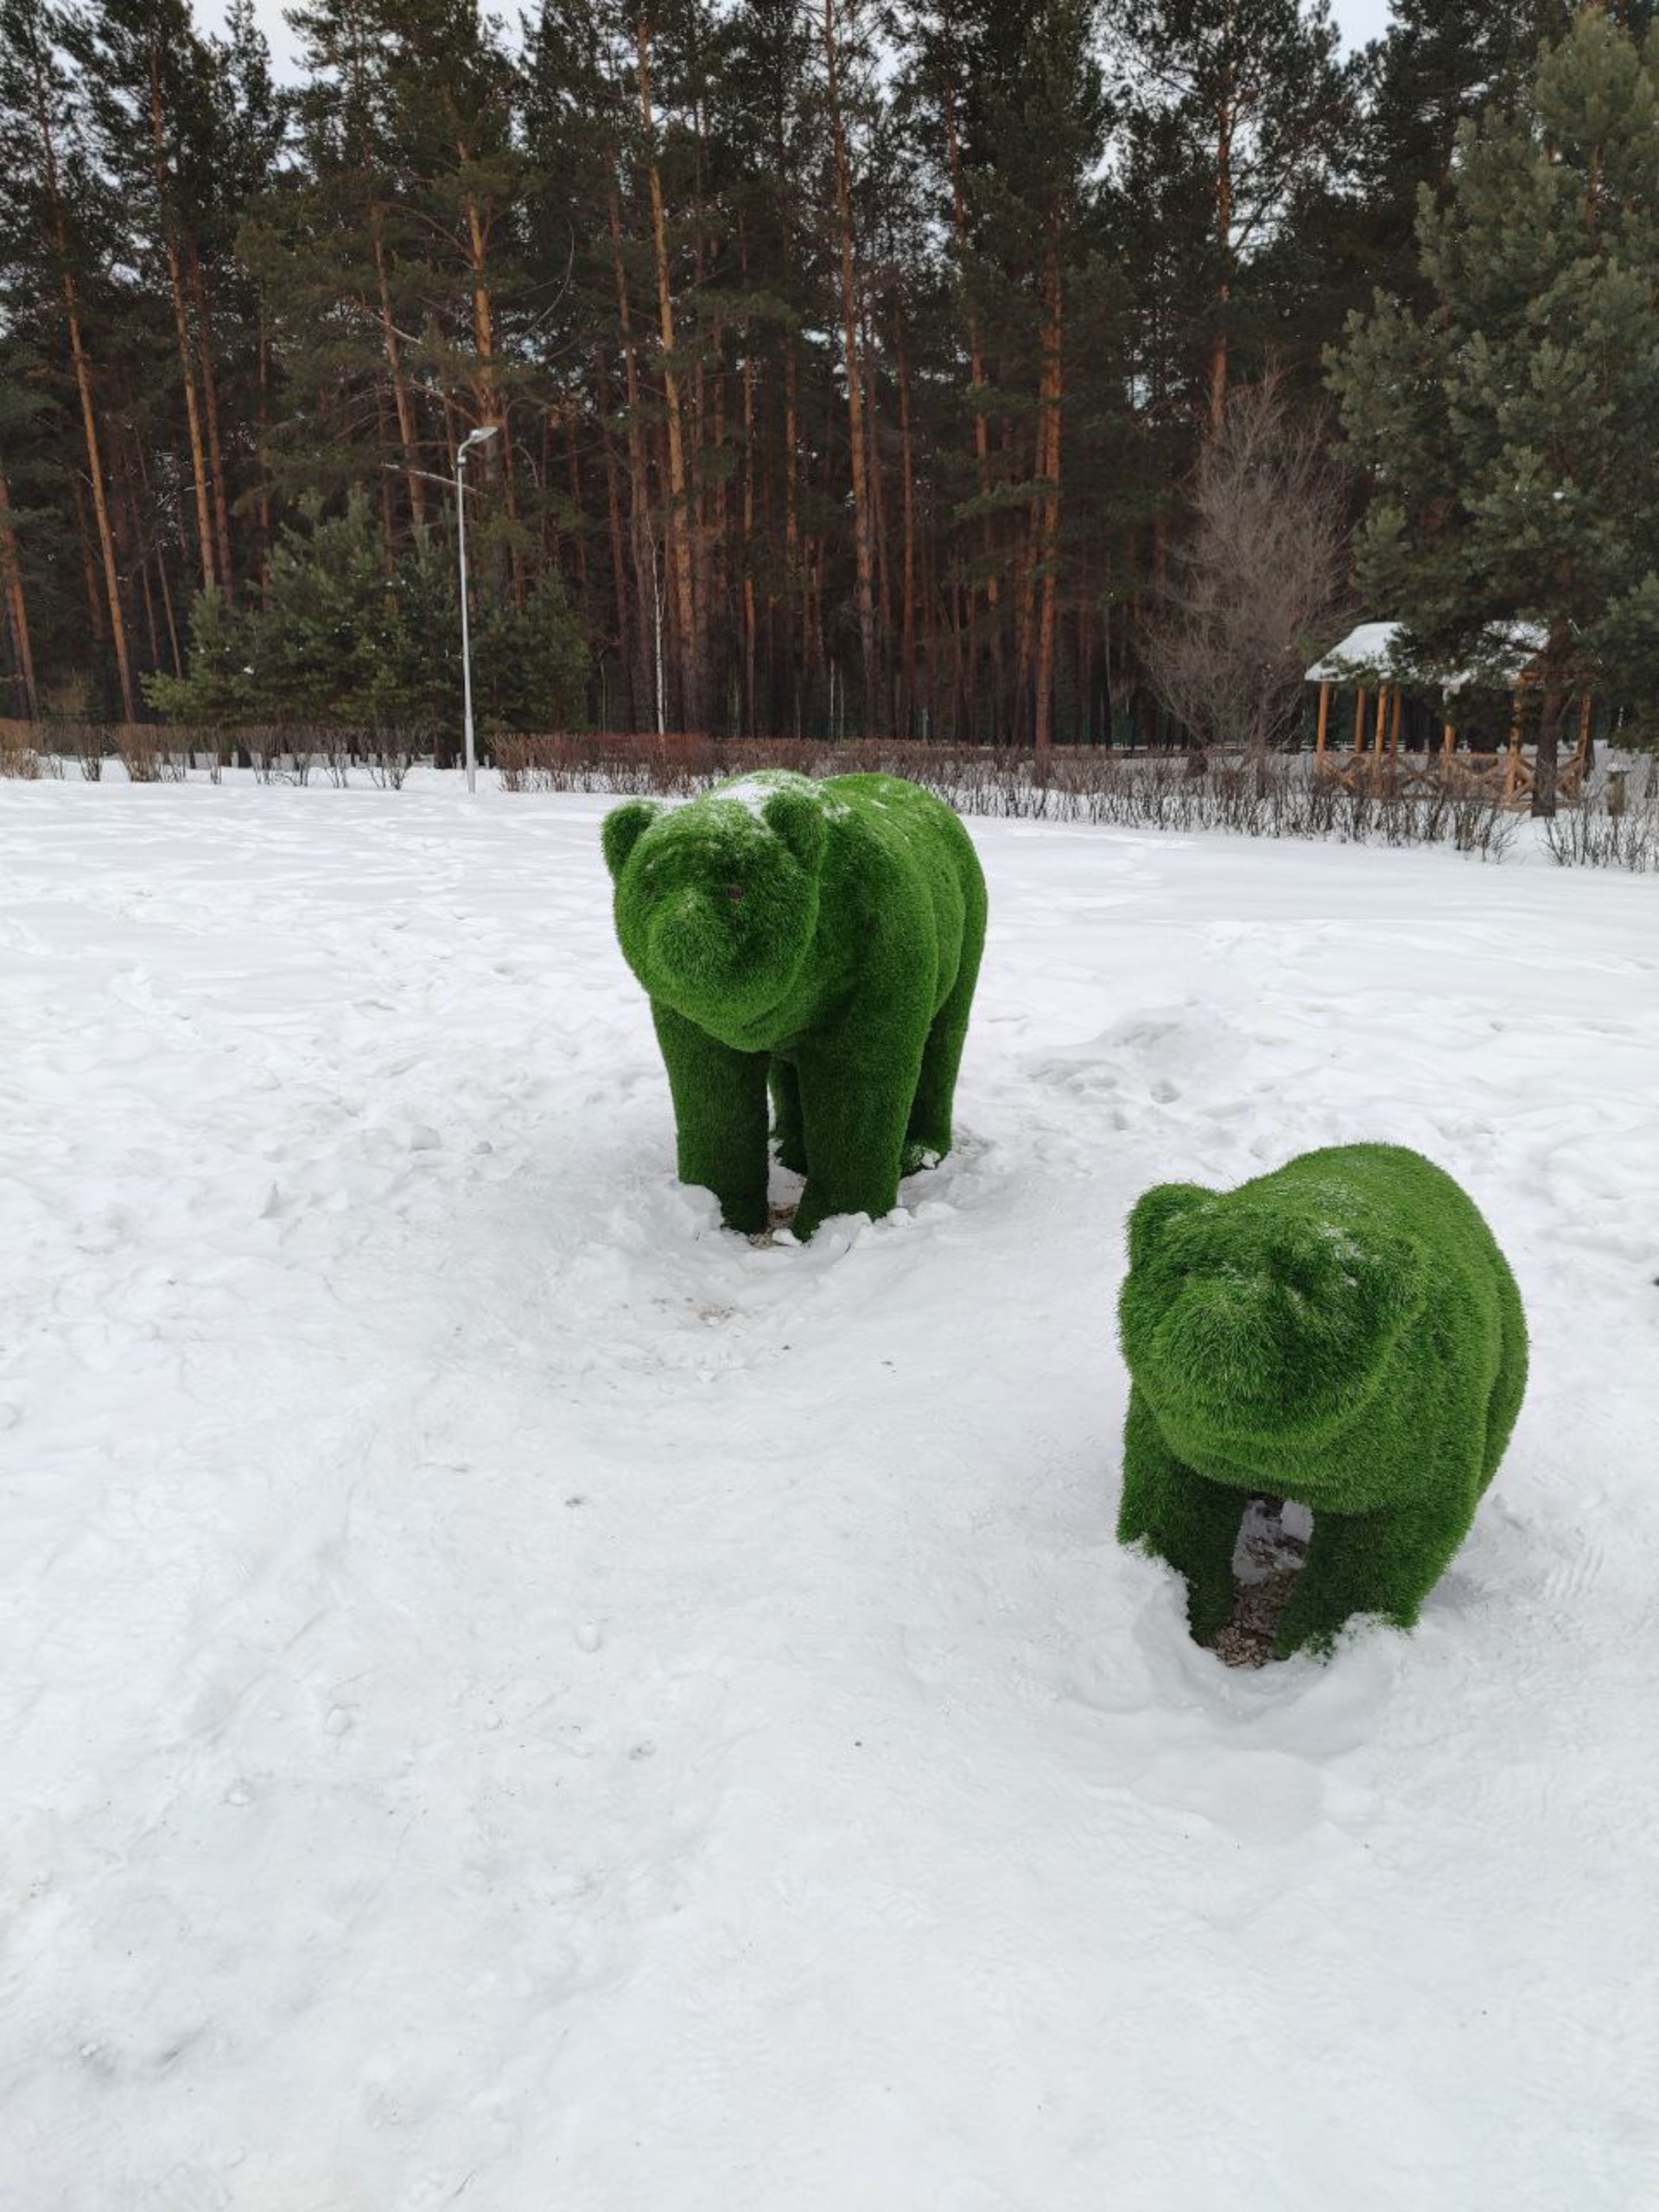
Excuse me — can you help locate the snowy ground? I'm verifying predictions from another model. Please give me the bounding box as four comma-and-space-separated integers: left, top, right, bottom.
3, 779, 1657, 2211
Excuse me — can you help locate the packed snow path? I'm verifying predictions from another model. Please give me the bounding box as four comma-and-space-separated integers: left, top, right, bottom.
3, 782, 1656, 2211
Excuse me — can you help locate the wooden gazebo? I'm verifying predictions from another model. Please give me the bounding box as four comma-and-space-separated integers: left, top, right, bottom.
1306, 622, 1595, 807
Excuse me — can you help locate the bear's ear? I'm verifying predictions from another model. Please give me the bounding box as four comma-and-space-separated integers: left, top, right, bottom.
1127, 1182, 1213, 1272
601, 800, 663, 882
763, 788, 828, 874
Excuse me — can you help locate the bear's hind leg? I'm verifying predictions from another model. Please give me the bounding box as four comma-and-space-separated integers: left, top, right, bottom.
1120, 1389, 1243, 1645
769, 1058, 808, 1176
904, 928, 983, 1174
1273, 1488, 1478, 1658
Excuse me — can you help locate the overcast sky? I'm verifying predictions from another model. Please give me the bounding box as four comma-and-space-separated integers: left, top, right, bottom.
200, 0, 1400, 85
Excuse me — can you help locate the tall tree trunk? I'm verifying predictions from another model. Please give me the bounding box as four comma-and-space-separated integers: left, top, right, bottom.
70, 474, 105, 645
27, 31, 134, 718
823, 0, 877, 734
894, 309, 918, 743
942, 49, 1000, 721
609, 183, 658, 732
1210, 65, 1235, 434
340, 5, 426, 539
785, 327, 804, 683
742, 333, 758, 740
867, 313, 893, 722
254, 313, 274, 604
369, 197, 426, 530
60, 291, 133, 715
149, 60, 216, 596
564, 409, 589, 602
636, 16, 702, 730
188, 243, 236, 600
0, 474, 40, 718
375, 386, 398, 574
464, 188, 524, 606
595, 352, 635, 728
1532, 645, 1570, 819
1033, 231, 1064, 755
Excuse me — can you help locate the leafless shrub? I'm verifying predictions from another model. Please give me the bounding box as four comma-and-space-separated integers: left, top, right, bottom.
1542, 776, 1659, 871
363, 734, 415, 789
493, 732, 537, 793
489, 734, 1516, 857
51, 721, 107, 780
283, 727, 320, 785
0, 728, 41, 777
241, 725, 282, 783
1143, 376, 1351, 753
116, 728, 186, 782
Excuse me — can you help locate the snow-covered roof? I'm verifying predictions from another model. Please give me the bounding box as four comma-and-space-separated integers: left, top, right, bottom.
1305, 622, 1404, 683
1306, 620, 1549, 690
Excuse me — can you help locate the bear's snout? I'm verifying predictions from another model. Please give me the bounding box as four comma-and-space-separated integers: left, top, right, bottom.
650, 887, 745, 988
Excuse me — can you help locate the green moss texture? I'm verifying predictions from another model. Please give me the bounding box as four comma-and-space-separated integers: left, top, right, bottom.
604, 769, 987, 1241
1117, 1144, 1528, 1657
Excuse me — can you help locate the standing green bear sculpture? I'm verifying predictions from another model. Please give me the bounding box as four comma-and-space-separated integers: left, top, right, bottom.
1117, 1144, 1527, 1657
603, 769, 987, 1241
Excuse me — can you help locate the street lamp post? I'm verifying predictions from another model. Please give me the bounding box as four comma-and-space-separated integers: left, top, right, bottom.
455, 423, 499, 792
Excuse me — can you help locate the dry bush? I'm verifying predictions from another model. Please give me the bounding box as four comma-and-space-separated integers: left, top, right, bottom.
238, 725, 283, 783
116, 728, 186, 782
1543, 773, 1659, 871
491, 734, 1519, 858
493, 732, 537, 792
50, 721, 107, 781
363, 734, 415, 789
1144, 376, 1351, 752
0, 728, 42, 777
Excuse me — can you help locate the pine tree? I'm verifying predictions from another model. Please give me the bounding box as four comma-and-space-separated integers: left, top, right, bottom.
1332, 7, 1659, 812
69, 0, 229, 597
150, 489, 589, 731
0, 0, 139, 715
1116, 0, 1349, 429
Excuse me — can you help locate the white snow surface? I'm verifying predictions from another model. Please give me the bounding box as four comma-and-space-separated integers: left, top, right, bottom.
3, 780, 1657, 2211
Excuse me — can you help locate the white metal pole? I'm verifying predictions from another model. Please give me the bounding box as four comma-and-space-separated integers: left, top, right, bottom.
455, 425, 497, 795
457, 444, 477, 794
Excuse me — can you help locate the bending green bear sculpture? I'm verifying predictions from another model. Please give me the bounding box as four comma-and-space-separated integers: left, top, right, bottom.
603, 769, 987, 1241
1118, 1144, 1528, 1657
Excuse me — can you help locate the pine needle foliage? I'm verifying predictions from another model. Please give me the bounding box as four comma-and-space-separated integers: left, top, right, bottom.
604, 769, 987, 1241
1118, 1144, 1528, 1657
1332, 9, 1659, 796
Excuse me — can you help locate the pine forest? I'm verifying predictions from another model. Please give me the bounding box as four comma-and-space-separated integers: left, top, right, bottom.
0, 0, 1654, 748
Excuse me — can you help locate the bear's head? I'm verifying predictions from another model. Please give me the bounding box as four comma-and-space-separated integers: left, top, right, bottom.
603, 773, 830, 1040
1119, 1178, 1424, 1452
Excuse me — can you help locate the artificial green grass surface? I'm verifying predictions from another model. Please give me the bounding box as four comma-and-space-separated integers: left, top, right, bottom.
604, 769, 987, 1240
1117, 1144, 1528, 1656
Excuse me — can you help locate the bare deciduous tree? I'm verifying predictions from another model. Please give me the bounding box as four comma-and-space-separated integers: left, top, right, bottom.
1145, 377, 1351, 752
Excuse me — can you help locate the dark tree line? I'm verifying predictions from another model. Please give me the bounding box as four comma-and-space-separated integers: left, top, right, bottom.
0, 0, 1605, 743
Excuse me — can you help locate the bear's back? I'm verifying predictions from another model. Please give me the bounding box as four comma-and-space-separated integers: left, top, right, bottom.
817, 774, 985, 1011
1231, 1143, 1526, 1490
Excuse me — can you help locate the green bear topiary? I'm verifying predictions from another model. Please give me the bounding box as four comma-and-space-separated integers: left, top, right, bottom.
603, 768, 987, 1241
1117, 1144, 1528, 1657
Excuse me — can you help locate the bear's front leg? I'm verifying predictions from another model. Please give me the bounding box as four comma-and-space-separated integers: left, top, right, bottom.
1272, 1480, 1480, 1658
1119, 1388, 1243, 1644
652, 1001, 771, 1235
789, 1020, 926, 1241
